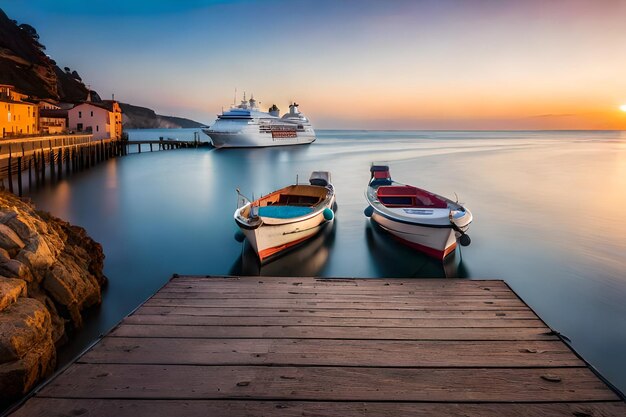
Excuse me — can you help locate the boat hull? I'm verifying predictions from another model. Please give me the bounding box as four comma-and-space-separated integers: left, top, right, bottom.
203, 130, 316, 148
370, 212, 458, 259
239, 205, 333, 262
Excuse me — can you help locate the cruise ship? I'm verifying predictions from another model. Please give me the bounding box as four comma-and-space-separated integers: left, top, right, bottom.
202, 94, 316, 148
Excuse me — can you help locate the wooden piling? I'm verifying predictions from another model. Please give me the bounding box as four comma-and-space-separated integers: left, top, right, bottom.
34, 152, 40, 187
16, 156, 22, 196
57, 148, 63, 180
40, 150, 45, 185
50, 149, 55, 183
65, 147, 71, 177
7, 154, 13, 193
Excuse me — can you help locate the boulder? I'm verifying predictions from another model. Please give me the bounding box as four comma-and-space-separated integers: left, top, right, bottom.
0, 259, 34, 282
0, 337, 55, 401
0, 224, 25, 255
0, 277, 27, 312
0, 298, 53, 363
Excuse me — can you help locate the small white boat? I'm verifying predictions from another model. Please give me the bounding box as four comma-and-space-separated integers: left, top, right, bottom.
234, 172, 335, 262
364, 164, 472, 259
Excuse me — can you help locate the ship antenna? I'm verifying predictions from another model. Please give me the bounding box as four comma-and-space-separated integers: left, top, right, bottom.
233, 88, 237, 105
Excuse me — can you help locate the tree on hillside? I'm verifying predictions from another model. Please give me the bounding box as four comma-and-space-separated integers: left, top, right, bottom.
18, 23, 39, 40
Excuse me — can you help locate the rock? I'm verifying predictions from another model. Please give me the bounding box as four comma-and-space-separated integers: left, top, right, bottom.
0, 191, 105, 404
5, 216, 34, 242
0, 298, 52, 363
0, 277, 26, 312
0, 259, 33, 282
43, 253, 101, 328
0, 337, 55, 401
28, 288, 66, 346
15, 236, 55, 279
0, 224, 25, 254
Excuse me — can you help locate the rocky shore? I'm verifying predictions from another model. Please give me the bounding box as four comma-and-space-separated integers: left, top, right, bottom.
0, 191, 106, 407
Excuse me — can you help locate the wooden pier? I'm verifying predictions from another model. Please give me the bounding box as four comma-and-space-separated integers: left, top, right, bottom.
8, 276, 626, 416
0, 134, 205, 196
0, 134, 123, 196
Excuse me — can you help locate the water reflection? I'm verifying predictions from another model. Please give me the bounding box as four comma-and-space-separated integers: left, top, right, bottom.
365, 222, 468, 278
230, 223, 336, 276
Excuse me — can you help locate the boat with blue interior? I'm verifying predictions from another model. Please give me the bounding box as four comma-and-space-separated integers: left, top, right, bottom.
234, 171, 335, 262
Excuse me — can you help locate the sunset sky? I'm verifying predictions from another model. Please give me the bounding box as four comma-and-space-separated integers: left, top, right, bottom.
5, 0, 626, 129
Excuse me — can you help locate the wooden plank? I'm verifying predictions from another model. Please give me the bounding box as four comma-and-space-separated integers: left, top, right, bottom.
168, 277, 510, 289
80, 338, 582, 367
12, 399, 626, 417
111, 323, 557, 340
143, 298, 527, 310
38, 364, 618, 402
133, 306, 539, 320
151, 292, 518, 300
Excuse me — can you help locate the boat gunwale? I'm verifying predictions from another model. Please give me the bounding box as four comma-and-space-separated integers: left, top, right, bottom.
235, 184, 335, 228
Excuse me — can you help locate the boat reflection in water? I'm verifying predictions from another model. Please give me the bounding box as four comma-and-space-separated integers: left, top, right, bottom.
231, 223, 336, 276
365, 222, 468, 278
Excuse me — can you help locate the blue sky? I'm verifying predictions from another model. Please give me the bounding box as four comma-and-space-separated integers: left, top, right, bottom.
4, 0, 626, 128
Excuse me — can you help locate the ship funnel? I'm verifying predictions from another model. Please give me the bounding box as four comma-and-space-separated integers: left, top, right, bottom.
268, 104, 280, 117
289, 102, 300, 115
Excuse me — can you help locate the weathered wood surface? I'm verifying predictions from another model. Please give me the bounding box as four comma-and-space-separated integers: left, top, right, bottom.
14, 399, 626, 417
10, 276, 626, 417
112, 323, 556, 339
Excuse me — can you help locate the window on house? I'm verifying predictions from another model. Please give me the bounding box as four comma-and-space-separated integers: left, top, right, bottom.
79, 111, 82, 118
91, 111, 93, 117
96, 125, 99, 132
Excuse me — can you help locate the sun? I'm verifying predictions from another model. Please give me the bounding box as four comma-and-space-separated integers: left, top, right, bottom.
621, 104, 626, 112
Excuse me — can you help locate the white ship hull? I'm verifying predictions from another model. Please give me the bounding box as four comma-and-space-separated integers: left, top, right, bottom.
204, 130, 316, 148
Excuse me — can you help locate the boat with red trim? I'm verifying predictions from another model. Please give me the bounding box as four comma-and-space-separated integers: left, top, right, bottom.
234, 172, 335, 263
364, 164, 472, 259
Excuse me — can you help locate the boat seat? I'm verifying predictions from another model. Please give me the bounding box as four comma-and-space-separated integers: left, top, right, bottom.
258, 205, 314, 219
277, 195, 321, 206
377, 185, 447, 208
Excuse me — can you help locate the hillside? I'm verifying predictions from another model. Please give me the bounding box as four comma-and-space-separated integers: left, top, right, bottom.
0, 9, 89, 101
0, 8, 204, 127
120, 103, 205, 129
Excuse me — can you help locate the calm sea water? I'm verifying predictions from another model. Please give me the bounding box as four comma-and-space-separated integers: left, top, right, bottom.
28, 128, 626, 394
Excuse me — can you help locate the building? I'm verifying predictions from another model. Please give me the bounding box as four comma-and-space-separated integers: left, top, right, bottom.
0, 84, 39, 138
67, 100, 123, 140
39, 108, 68, 134
36, 100, 67, 135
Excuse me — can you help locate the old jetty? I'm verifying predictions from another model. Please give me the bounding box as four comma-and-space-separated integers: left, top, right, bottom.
7, 275, 626, 416
0, 134, 204, 196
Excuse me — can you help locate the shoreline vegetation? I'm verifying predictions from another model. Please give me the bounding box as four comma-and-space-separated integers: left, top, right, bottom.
0, 191, 106, 408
